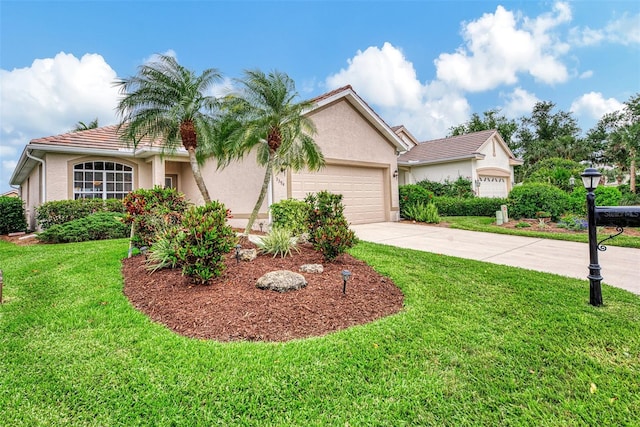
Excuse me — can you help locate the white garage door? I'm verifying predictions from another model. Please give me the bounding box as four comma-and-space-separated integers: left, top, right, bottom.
291, 165, 386, 224
478, 175, 508, 198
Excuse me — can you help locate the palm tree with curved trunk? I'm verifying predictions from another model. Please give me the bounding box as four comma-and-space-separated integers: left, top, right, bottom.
114, 54, 223, 203
229, 69, 325, 234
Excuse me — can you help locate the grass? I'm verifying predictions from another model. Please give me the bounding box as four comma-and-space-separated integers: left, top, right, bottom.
1, 238, 639, 425
443, 216, 640, 249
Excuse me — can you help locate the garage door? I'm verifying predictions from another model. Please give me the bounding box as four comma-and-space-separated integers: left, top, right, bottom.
478, 175, 508, 198
291, 165, 386, 224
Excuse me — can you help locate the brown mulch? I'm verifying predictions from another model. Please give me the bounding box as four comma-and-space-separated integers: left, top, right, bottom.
121, 241, 404, 342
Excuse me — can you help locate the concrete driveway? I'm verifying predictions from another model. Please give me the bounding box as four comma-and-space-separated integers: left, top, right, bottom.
351, 222, 640, 296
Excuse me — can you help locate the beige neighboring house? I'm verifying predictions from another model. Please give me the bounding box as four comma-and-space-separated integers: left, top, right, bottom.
1, 189, 20, 198
10, 85, 409, 230
396, 128, 523, 198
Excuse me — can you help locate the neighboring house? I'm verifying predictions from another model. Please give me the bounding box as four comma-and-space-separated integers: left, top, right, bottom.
1, 189, 19, 198
396, 129, 523, 198
10, 85, 409, 230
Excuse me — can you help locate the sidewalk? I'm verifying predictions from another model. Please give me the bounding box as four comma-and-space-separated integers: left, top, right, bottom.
351, 222, 640, 296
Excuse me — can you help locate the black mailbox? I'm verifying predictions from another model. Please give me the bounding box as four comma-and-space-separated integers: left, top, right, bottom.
595, 206, 640, 228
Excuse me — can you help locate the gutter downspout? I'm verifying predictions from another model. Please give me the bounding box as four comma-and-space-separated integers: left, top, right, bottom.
9, 184, 21, 198
25, 150, 46, 204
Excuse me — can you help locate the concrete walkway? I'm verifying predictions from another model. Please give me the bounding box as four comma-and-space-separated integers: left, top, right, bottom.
351, 222, 640, 296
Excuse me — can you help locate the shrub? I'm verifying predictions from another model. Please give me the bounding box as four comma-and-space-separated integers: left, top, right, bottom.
145, 227, 185, 273
305, 191, 358, 261
567, 186, 623, 215
123, 187, 190, 248
556, 214, 588, 231
399, 185, 434, 217
515, 221, 531, 228
403, 202, 441, 224
0, 196, 28, 234
176, 201, 236, 284
507, 183, 569, 221
36, 199, 125, 230
417, 177, 474, 198
257, 228, 300, 258
36, 212, 128, 243
270, 199, 309, 235
524, 158, 584, 192
432, 196, 507, 217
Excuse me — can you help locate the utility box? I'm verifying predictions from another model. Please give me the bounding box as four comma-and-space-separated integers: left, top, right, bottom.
496, 210, 503, 226
501, 205, 509, 223
595, 207, 640, 227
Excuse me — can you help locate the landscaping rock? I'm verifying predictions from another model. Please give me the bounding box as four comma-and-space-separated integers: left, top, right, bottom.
256, 270, 307, 292
239, 248, 257, 261
299, 264, 324, 273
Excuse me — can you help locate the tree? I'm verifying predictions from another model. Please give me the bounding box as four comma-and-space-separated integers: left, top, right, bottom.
114, 54, 223, 203
592, 93, 640, 192
449, 109, 518, 150
515, 101, 588, 177
72, 118, 99, 132
228, 69, 325, 234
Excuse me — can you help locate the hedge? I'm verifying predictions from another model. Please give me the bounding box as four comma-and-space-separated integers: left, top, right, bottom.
36, 199, 125, 230
432, 196, 507, 217
0, 196, 28, 234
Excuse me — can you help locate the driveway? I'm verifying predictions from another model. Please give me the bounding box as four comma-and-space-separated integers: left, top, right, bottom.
351, 222, 640, 296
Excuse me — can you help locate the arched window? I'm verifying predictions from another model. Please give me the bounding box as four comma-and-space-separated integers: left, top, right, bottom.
73, 161, 133, 199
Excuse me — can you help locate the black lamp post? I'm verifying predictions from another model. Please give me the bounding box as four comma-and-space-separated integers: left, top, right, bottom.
581, 167, 603, 306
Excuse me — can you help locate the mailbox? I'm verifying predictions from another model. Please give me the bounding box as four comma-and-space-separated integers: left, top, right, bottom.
594, 206, 640, 228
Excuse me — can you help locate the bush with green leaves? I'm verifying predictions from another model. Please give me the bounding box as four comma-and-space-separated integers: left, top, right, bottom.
403, 201, 441, 224
36, 199, 125, 230
524, 157, 584, 192
175, 201, 237, 285
145, 227, 186, 273
432, 196, 507, 217
257, 228, 300, 258
36, 212, 128, 243
399, 185, 434, 218
567, 186, 622, 215
556, 214, 588, 231
123, 186, 190, 248
0, 196, 28, 234
507, 183, 569, 221
270, 199, 308, 235
416, 177, 474, 198
305, 191, 358, 261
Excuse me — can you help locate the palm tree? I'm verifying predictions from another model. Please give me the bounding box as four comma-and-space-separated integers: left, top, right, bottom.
114, 54, 223, 203
229, 69, 325, 234
72, 118, 99, 132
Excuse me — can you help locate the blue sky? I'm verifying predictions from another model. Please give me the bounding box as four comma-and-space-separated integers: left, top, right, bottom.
1, 0, 639, 193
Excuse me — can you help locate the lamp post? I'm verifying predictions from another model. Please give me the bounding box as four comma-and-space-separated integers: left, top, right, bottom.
341, 270, 352, 294
581, 167, 603, 306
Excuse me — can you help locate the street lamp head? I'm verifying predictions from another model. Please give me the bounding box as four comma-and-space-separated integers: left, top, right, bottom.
581, 167, 602, 192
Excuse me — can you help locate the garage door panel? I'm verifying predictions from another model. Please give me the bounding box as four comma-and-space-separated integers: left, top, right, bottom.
478, 175, 507, 198
292, 165, 386, 224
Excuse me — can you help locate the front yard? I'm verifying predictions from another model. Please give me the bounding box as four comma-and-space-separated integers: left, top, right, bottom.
1, 238, 639, 425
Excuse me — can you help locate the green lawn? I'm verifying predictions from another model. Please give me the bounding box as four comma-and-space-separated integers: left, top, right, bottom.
1, 238, 639, 426
442, 216, 640, 249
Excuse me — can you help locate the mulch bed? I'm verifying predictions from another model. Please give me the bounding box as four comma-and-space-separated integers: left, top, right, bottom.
122, 241, 404, 342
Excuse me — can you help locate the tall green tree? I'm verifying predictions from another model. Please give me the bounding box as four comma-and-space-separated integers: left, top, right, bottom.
515, 101, 588, 177
114, 54, 223, 203
72, 118, 99, 132
590, 93, 640, 192
228, 69, 325, 234
449, 109, 518, 150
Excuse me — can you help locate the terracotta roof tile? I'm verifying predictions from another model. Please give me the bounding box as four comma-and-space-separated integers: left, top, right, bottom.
30, 124, 160, 150
398, 129, 497, 163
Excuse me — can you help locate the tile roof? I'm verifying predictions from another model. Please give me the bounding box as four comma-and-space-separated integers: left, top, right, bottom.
398, 129, 498, 163
29, 124, 160, 151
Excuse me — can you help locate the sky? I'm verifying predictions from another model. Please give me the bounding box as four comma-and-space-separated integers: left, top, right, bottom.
1, 0, 639, 193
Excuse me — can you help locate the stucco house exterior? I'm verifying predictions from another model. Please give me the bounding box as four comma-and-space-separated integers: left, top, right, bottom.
396, 128, 523, 198
10, 85, 409, 230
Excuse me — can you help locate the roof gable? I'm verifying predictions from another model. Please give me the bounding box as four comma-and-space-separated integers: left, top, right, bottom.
398, 129, 520, 165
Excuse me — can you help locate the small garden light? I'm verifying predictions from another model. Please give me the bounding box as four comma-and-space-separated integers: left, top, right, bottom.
569, 175, 575, 188
235, 244, 242, 264
341, 269, 352, 294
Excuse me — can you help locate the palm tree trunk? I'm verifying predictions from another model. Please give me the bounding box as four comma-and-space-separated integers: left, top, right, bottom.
244, 155, 273, 234
187, 147, 211, 204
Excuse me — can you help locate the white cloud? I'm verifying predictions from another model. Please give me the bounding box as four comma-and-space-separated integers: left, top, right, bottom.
325, 43, 469, 140
570, 12, 640, 46
0, 52, 120, 190
579, 70, 594, 79
500, 87, 540, 119
570, 92, 624, 120
435, 2, 570, 91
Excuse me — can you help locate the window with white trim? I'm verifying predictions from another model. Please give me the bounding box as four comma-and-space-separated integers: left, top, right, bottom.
73, 161, 133, 199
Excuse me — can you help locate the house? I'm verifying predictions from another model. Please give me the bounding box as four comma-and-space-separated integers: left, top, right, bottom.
9, 86, 409, 230
396, 129, 523, 198
1, 189, 19, 198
